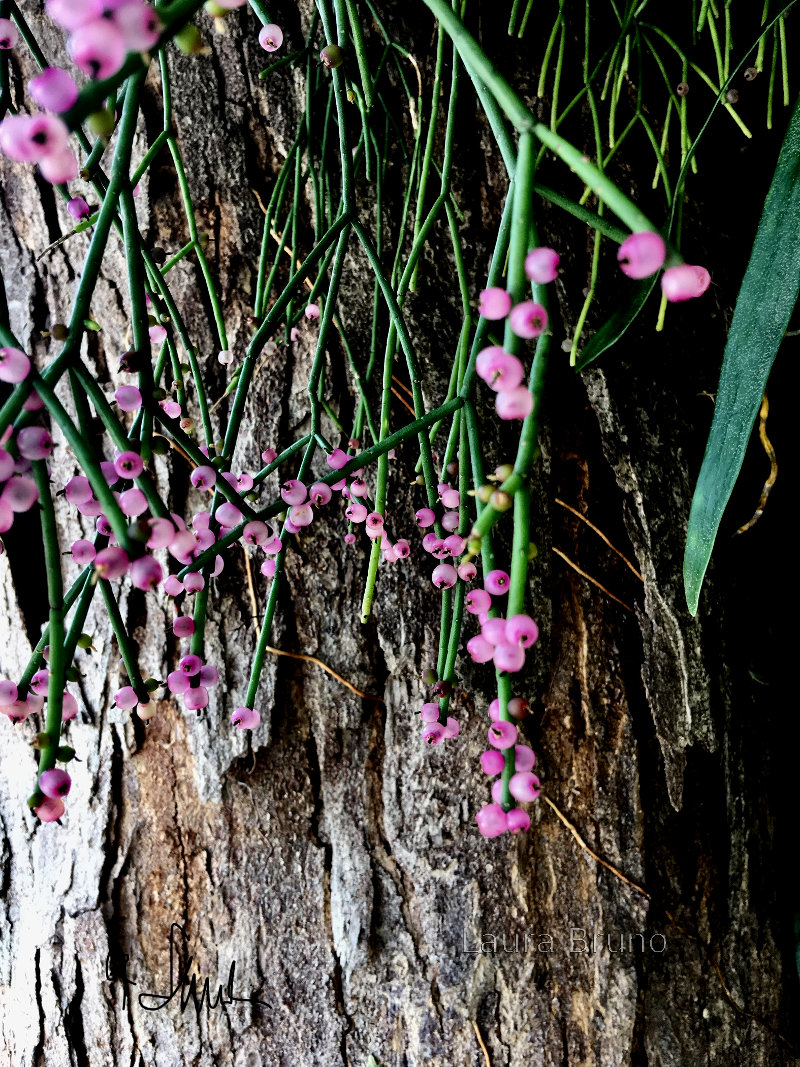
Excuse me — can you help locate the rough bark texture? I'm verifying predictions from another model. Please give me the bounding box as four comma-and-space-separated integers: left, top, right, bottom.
1, 4, 798, 1066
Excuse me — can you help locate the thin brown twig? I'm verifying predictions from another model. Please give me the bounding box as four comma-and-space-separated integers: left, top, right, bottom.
391, 385, 415, 416
151, 432, 193, 467
736, 394, 777, 534
555, 498, 643, 581
264, 645, 383, 702
391, 374, 414, 397
552, 547, 634, 613
472, 1021, 492, 1067
542, 794, 650, 898
241, 545, 259, 628
710, 956, 794, 1048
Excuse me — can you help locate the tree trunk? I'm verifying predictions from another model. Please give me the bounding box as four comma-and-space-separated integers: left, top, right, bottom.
1, 3, 797, 1065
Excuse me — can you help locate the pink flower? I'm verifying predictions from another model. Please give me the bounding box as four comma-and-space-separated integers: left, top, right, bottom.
69, 18, 127, 79
39, 768, 71, 798
0, 17, 19, 49
33, 796, 66, 822
496, 386, 532, 420
231, 706, 260, 729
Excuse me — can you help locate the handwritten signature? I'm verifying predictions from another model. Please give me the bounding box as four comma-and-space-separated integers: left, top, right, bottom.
105, 923, 271, 1016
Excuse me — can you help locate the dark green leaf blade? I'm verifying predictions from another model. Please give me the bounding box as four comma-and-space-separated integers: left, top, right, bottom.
574, 277, 655, 372
684, 90, 800, 615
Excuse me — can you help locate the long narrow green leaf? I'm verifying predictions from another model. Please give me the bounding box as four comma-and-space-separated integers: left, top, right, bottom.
574, 276, 655, 371
684, 89, 800, 615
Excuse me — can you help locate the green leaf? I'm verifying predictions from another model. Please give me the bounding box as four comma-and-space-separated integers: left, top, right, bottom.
684, 90, 800, 615
574, 277, 655, 372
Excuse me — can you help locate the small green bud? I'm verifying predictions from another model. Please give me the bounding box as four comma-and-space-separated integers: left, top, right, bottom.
88, 107, 115, 138
422, 667, 437, 686
175, 23, 204, 54
467, 537, 482, 555
77, 633, 94, 650
152, 387, 167, 401
489, 490, 512, 512
27, 790, 45, 810
51, 323, 68, 341
65, 666, 82, 683
144, 678, 161, 692
528, 541, 539, 561
32, 733, 52, 751
476, 484, 493, 503
180, 362, 191, 373
151, 436, 170, 456
56, 745, 77, 763
494, 463, 514, 482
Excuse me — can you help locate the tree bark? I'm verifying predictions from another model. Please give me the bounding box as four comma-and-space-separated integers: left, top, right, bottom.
1, 3, 797, 1065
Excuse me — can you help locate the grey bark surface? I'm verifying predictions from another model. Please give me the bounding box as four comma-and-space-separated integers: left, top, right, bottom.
0, 4, 797, 1066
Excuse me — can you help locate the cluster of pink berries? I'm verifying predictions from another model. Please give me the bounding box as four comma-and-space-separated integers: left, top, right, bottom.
323, 448, 411, 561
414, 481, 470, 588
0, 0, 164, 183
475, 247, 559, 421
476, 712, 540, 837
0, 413, 48, 540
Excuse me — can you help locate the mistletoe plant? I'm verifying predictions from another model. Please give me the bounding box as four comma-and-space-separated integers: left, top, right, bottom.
0, 0, 786, 837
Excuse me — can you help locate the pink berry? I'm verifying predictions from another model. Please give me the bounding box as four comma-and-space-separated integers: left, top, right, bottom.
508, 301, 547, 338
119, 487, 147, 517
38, 145, 77, 184
200, 664, 219, 687
477, 350, 524, 392
258, 23, 284, 51
281, 479, 307, 506
304, 303, 320, 320
216, 502, 243, 528
34, 796, 66, 822
415, 507, 436, 528
46, 0, 102, 32
441, 510, 460, 532
327, 448, 349, 469
478, 287, 512, 320
261, 559, 277, 578
0, 17, 19, 48
617, 231, 667, 279
95, 547, 129, 579
231, 706, 260, 729
309, 482, 332, 506
660, 264, 711, 302
69, 18, 126, 79
167, 670, 190, 694
191, 464, 217, 490
67, 197, 90, 220
146, 517, 175, 550
507, 808, 531, 833
23, 391, 44, 412
496, 386, 533, 420
509, 771, 541, 802
493, 642, 525, 673
420, 702, 439, 723
458, 562, 477, 581
30, 669, 50, 695
481, 749, 505, 776
465, 588, 491, 614
432, 563, 457, 589
179, 654, 202, 676
173, 615, 195, 638
476, 803, 508, 838
506, 614, 539, 647
130, 555, 163, 590
16, 427, 53, 460
183, 571, 204, 593
525, 247, 560, 284
261, 447, 277, 464
114, 686, 139, 710
487, 719, 517, 749
345, 501, 367, 523
112, 1, 162, 51
466, 634, 494, 663
481, 617, 507, 645
29, 67, 79, 112
114, 450, 144, 479
484, 570, 509, 595
394, 539, 410, 558
163, 575, 184, 597
422, 722, 445, 745
115, 385, 142, 411
0, 680, 18, 703
0, 347, 31, 384
150, 325, 167, 344
184, 685, 209, 711
514, 744, 536, 771
508, 697, 529, 720
442, 717, 460, 738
